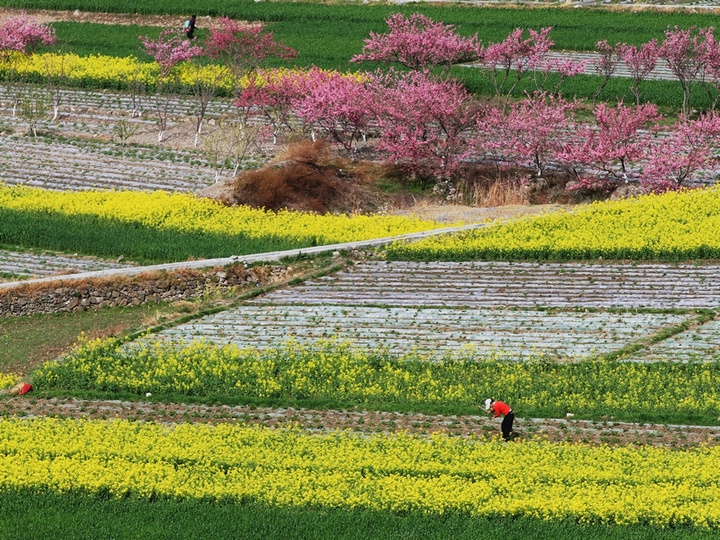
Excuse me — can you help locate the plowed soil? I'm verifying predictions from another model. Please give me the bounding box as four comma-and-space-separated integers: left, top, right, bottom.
3, 396, 719, 448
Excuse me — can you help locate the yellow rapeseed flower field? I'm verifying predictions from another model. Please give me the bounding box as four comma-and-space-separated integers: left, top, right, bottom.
32, 337, 720, 422
0, 185, 448, 243
0, 52, 350, 92
0, 417, 719, 528
387, 186, 720, 260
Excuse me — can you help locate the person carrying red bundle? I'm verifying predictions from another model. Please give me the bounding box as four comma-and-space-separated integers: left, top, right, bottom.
484, 398, 514, 441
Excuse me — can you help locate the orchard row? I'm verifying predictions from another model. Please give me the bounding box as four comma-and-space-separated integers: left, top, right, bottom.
4, 14, 720, 188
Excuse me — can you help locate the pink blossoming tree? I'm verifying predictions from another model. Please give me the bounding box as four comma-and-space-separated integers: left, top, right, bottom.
696, 29, 720, 110
293, 70, 376, 154
0, 13, 55, 57
204, 17, 297, 92
618, 40, 659, 105
350, 13, 481, 72
658, 26, 710, 116
0, 13, 56, 116
642, 112, 720, 192
140, 28, 201, 141
477, 92, 576, 178
372, 69, 478, 179
236, 69, 316, 144
560, 101, 661, 190
593, 40, 621, 98
476, 27, 553, 104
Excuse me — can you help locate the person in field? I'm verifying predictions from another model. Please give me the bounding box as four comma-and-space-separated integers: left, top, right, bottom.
484, 398, 514, 441
184, 15, 197, 39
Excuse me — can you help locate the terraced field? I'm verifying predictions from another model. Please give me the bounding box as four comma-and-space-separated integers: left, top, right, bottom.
152, 260, 718, 361
0, 86, 232, 192
0, 249, 136, 279
253, 261, 720, 309
4, 7, 720, 536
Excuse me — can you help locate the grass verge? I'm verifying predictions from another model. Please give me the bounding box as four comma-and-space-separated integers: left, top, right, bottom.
0, 302, 194, 375
0, 489, 716, 540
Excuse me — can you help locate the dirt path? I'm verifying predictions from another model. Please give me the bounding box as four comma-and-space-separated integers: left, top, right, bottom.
2, 396, 718, 448
0, 8, 195, 27
390, 202, 571, 223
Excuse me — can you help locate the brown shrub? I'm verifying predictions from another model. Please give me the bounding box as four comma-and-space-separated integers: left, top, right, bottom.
231, 140, 394, 214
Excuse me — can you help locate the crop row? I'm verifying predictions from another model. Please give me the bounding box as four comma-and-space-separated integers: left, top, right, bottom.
2, 416, 720, 529
0, 249, 135, 279
0, 80, 235, 122
261, 260, 720, 309
0, 134, 217, 193
32, 337, 720, 423
387, 186, 720, 261
155, 304, 689, 360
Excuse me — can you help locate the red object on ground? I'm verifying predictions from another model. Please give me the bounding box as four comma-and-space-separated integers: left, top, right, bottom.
18, 383, 32, 395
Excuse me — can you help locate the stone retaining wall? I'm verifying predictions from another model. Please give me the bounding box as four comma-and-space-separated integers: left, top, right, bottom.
0, 263, 290, 317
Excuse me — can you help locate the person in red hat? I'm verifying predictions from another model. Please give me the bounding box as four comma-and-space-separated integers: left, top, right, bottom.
484, 398, 514, 441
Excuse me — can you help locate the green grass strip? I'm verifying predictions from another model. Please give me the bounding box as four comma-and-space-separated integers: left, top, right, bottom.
0, 489, 715, 540
11, 2, 718, 51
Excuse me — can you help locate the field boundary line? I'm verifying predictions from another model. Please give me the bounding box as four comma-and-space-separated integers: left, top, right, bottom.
0, 222, 487, 291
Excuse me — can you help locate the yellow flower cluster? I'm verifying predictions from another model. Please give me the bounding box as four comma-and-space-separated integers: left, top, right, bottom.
34, 337, 473, 402
0, 372, 20, 389
0, 52, 348, 93
0, 185, 445, 243
0, 417, 719, 528
387, 186, 720, 260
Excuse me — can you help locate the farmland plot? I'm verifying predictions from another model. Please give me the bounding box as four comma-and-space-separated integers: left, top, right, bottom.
151, 260, 712, 360
0, 133, 217, 192
257, 261, 720, 309
0, 249, 136, 279
0, 84, 242, 192
626, 318, 720, 362
155, 303, 688, 359
0, 85, 236, 127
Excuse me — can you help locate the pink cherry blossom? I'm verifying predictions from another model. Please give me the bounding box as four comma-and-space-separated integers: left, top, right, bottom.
140, 29, 201, 78
292, 70, 376, 153
642, 112, 720, 192
205, 17, 296, 84
0, 13, 55, 57
658, 26, 711, 116
476, 27, 554, 102
559, 101, 661, 188
477, 91, 576, 177
372, 69, 478, 178
618, 40, 659, 105
350, 13, 481, 71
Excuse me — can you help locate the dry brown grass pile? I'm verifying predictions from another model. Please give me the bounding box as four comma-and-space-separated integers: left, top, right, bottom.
231, 140, 395, 214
